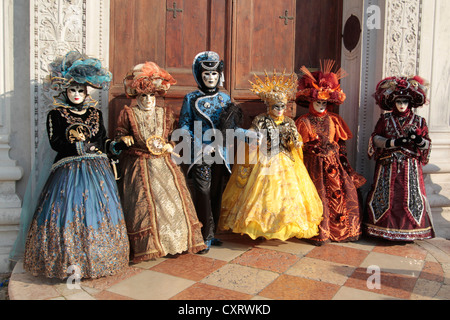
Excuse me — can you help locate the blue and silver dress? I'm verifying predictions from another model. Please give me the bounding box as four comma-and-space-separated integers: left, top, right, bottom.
23, 98, 129, 279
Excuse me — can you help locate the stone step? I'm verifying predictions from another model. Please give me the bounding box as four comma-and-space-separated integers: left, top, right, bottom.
432, 207, 450, 239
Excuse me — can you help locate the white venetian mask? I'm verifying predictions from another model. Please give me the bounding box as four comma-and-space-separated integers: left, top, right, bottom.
67, 85, 87, 105
137, 93, 156, 111
201, 71, 220, 89
313, 100, 328, 114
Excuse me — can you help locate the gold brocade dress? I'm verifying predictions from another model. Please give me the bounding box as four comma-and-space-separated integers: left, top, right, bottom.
115, 105, 206, 262
218, 114, 323, 241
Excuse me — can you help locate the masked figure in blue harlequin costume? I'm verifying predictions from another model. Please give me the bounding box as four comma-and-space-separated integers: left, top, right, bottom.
178, 51, 259, 253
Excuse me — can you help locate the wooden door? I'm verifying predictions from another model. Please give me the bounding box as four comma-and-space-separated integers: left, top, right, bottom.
109, 0, 343, 131
231, 0, 297, 124
108, 0, 232, 135
109, 0, 166, 135
232, 0, 297, 99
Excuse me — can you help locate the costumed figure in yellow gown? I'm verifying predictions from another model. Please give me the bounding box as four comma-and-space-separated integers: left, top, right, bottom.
218, 71, 323, 240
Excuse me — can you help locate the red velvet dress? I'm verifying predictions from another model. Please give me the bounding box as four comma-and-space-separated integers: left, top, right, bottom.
365, 111, 435, 241
296, 111, 366, 244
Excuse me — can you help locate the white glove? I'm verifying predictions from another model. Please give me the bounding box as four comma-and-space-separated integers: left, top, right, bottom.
203, 144, 215, 155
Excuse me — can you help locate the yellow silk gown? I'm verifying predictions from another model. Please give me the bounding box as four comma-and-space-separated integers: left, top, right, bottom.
219, 114, 323, 241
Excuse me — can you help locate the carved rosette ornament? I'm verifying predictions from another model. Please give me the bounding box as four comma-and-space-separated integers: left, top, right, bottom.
384, 0, 422, 77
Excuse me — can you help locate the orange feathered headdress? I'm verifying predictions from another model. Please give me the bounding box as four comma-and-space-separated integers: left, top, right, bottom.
296, 60, 347, 106
123, 62, 176, 98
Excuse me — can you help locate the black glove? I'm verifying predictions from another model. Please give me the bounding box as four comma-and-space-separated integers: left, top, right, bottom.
408, 131, 424, 145
113, 140, 129, 151
386, 137, 408, 148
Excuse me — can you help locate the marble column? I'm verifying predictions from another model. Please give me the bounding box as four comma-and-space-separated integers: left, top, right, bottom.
0, 0, 24, 272
418, 0, 450, 238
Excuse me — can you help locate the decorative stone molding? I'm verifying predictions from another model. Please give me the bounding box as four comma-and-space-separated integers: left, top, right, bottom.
0, 0, 24, 272
383, 0, 422, 77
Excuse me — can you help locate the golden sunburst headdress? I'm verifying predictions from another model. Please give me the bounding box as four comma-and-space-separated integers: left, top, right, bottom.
249, 70, 297, 106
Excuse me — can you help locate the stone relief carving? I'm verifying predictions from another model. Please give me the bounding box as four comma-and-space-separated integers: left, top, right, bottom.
32, 0, 87, 160
384, 0, 422, 77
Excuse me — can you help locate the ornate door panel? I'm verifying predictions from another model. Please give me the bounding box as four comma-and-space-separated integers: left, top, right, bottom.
108, 0, 166, 134
108, 0, 231, 135
231, 0, 297, 101
109, 0, 342, 131
165, 0, 231, 98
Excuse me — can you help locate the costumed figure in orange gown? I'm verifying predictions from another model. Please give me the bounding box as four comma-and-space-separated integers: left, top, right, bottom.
295, 61, 366, 245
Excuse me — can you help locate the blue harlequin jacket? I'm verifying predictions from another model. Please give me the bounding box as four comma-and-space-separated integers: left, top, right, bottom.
178, 90, 248, 173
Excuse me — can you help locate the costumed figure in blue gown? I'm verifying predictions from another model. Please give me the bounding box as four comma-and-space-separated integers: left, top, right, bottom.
20, 51, 130, 279
178, 51, 259, 253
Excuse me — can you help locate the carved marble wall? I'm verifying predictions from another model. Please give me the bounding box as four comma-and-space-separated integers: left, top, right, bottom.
0, 0, 24, 273
383, 0, 422, 77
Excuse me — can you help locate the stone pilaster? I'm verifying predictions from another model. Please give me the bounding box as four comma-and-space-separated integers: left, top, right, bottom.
417, 0, 450, 238
0, 0, 24, 272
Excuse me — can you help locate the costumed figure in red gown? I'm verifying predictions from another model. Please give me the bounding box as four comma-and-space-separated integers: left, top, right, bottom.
365, 76, 435, 241
295, 60, 366, 245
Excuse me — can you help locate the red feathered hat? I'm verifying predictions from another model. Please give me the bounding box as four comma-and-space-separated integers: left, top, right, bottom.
373, 76, 429, 111
296, 60, 347, 107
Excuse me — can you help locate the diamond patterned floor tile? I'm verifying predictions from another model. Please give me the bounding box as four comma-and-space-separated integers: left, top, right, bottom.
150, 253, 227, 281
259, 274, 340, 300
201, 263, 279, 295
231, 247, 300, 273
344, 267, 418, 300
170, 282, 253, 300
286, 257, 355, 285
306, 243, 370, 266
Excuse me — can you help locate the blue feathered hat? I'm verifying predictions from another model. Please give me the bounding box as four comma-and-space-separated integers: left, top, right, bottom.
47, 51, 112, 91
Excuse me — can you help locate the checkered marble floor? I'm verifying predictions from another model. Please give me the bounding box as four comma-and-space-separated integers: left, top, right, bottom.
8, 233, 450, 301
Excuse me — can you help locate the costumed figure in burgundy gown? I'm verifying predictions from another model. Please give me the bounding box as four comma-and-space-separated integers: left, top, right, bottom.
295, 61, 366, 245
115, 62, 206, 262
365, 76, 435, 241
